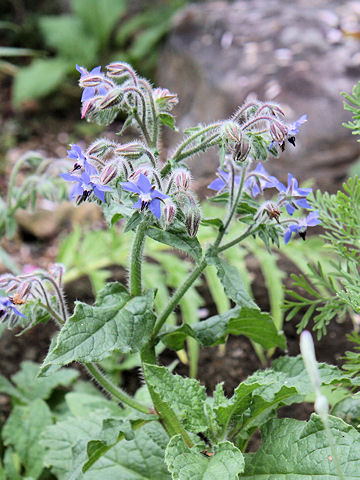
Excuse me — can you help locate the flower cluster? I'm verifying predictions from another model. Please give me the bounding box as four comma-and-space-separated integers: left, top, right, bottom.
59, 63, 319, 245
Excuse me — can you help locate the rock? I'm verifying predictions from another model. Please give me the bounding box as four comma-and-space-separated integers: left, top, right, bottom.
157, 0, 360, 192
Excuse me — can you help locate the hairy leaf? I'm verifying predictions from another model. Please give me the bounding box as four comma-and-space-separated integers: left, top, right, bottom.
241, 415, 360, 479
165, 435, 244, 480
143, 364, 207, 433
3, 399, 52, 479
161, 307, 286, 351
147, 222, 202, 262
42, 283, 155, 367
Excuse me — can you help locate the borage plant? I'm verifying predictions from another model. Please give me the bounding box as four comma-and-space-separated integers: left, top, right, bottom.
2, 62, 360, 479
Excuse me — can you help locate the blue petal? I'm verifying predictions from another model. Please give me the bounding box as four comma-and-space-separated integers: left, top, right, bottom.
92, 186, 105, 202
84, 159, 98, 177
97, 85, 108, 96
94, 184, 112, 192
70, 183, 84, 200
286, 203, 296, 215
90, 66, 102, 74
76, 64, 88, 76
137, 173, 152, 193
306, 211, 320, 227
10, 305, 26, 318
121, 181, 141, 194
68, 144, 84, 160
82, 87, 95, 102
60, 172, 81, 182
151, 189, 169, 200
208, 177, 226, 191
284, 228, 293, 245
132, 198, 142, 209
295, 198, 311, 209
148, 198, 161, 219
251, 184, 260, 197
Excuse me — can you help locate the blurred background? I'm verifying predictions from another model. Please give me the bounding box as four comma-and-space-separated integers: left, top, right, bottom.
1, 0, 360, 388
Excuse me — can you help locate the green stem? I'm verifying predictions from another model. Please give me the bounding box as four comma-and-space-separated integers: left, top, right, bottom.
173, 134, 220, 163
130, 222, 147, 297
217, 225, 259, 252
7, 155, 29, 210
152, 258, 207, 338
85, 362, 151, 414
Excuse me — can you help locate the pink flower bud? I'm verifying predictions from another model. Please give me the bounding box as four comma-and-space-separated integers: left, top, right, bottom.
115, 142, 144, 159
270, 122, 286, 142
164, 200, 177, 225
129, 164, 153, 182
87, 139, 115, 156
99, 164, 117, 184
106, 62, 135, 77
153, 88, 178, 110
98, 88, 122, 109
221, 121, 243, 143
233, 138, 251, 163
185, 205, 202, 237
173, 168, 191, 191
79, 74, 104, 87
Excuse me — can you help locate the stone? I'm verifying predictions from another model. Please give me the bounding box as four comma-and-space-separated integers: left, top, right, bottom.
157, 0, 360, 193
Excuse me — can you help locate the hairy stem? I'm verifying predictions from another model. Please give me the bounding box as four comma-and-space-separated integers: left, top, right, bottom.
85, 363, 152, 414
129, 222, 147, 297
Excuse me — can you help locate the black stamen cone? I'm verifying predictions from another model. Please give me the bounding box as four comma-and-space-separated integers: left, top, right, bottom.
288, 136, 296, 147
299, 230, 307, 241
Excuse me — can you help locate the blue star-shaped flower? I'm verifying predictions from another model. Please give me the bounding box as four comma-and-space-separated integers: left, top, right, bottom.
287, 114, 307, 146
0, 295, 26, 319
60, 159, 111, 203
67, 144, 86, 171
274, 173, 312, 215
121, 173, 169, 219
284, 210, 320, 244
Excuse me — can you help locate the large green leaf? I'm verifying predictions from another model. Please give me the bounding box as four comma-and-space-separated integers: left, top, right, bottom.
241, 415, 360, 478
41, 417, 170, 480
42, 283, 156, 368
143, 364, 207, 433
161, 307, 286, 351
147, 222, 202, 263
39, 15, 98, 63
214, 356, 357, 443
165, 435, 244, 480
3, 399, 52, 479
206, 254, 257, 308
13, 58, 69, 107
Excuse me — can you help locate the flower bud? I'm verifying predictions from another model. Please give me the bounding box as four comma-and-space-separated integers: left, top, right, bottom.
300, 330, 321, 392
173, 168, 191, 191
164, 200, 177, 225
270, 122, 286, 142
185, 205, 202, 237
221, 121, 243, 144
106, 62, 134, 77
153, 88, 178, 111
265, 203, 281, 223
98, 88, 122, 109
87, 139, 115, 157
314, 394, 329, 422
115, 142, 144, 159
233, 137, 251, 163
100, 164, 117, 185
79, 74, 104, 88
129, 164, 153, 182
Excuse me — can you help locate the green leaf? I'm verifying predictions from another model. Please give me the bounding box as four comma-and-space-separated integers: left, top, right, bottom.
165, 435, 244, 480
143, 364, 208, 433
42, 283, 156, 367
3, 399, 52, 479
161, 307, 286, 351
159, 112, 177, 131
206, 254, 257, 308
241, 414, 360, 478
200, 217, 224, 229
65, 392, 124, 418
42, 417, 170, 480
103, 203, 133, 226
12, 58, 69, 107
147, 222, 202, 262
332, 394, 360, 427
39, 15, 98, 63
124, 210, 143, 232
12, 361, 78, 402
73, 0, 126, 49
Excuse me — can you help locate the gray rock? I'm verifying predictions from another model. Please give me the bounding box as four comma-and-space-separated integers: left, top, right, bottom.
157, 0, 360, 192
